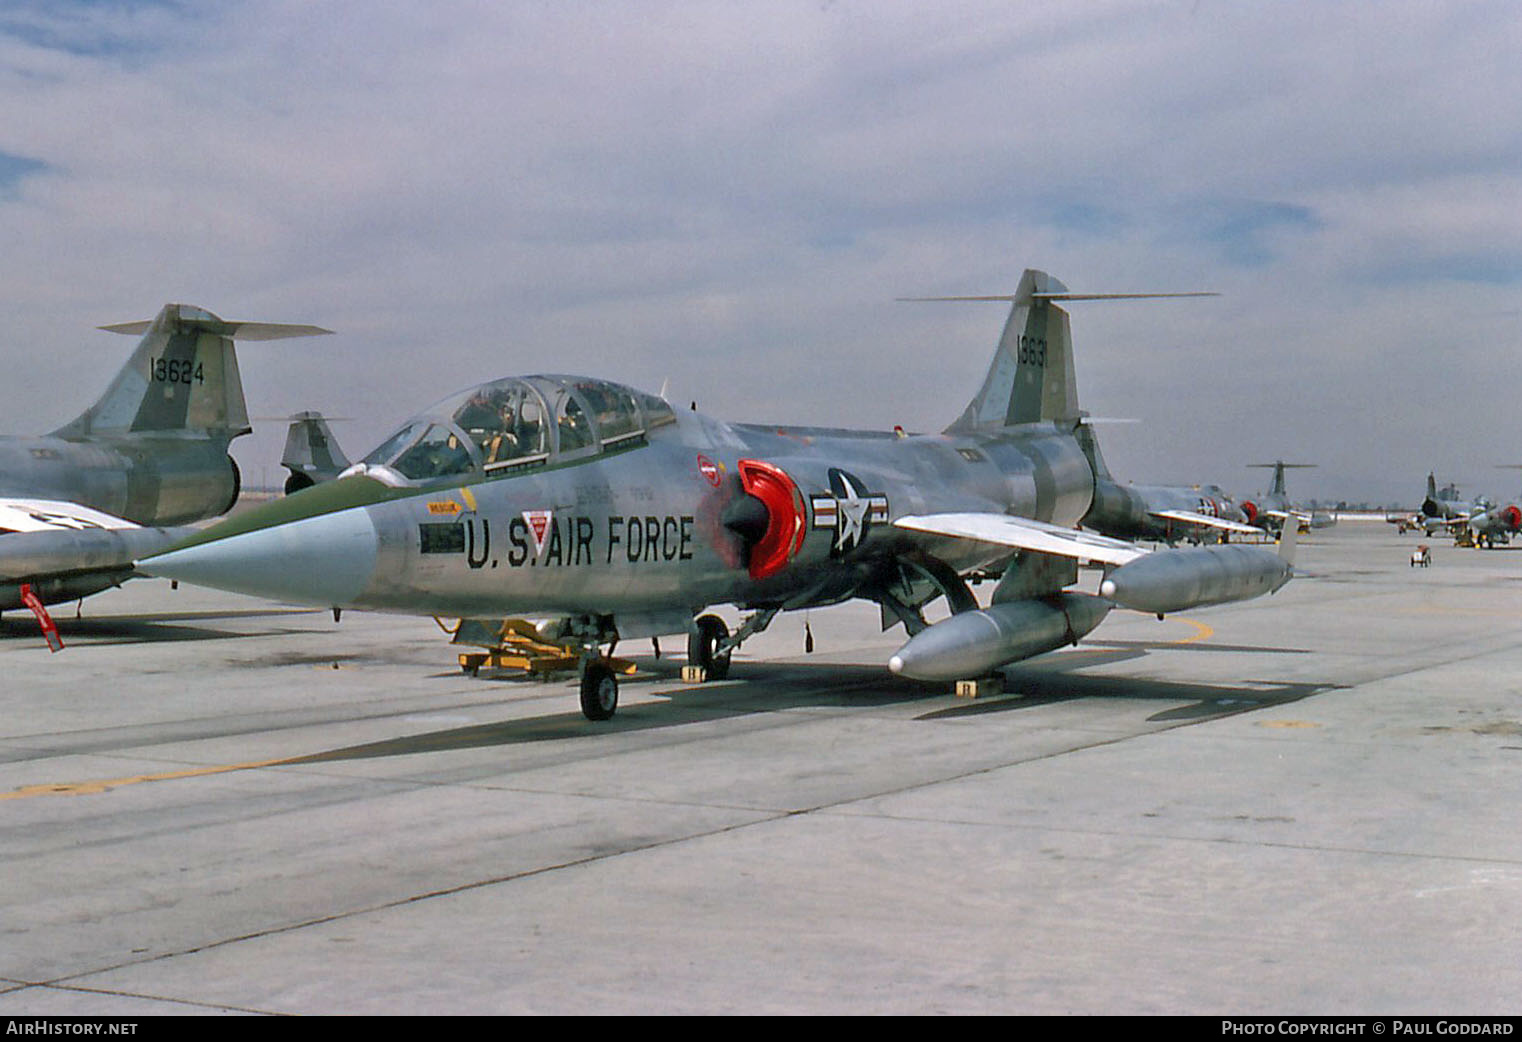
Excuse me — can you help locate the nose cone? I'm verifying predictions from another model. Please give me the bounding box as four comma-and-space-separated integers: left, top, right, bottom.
140, 507, 379, 607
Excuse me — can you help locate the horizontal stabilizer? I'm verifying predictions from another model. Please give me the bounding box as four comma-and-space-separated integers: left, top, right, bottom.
900, 292, 1216, 303
100, 318, 332, 340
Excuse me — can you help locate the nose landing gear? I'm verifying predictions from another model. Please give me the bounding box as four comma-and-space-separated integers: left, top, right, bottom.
579, 658, 620, 721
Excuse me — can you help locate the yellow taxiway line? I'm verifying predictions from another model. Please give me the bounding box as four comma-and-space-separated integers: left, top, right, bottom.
1, 757, 293, 801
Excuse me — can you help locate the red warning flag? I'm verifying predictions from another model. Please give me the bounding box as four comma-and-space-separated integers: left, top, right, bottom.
18, 583, 63, 653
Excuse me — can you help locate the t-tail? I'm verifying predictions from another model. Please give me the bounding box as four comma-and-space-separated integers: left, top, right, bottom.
923, 268, 1215, 433
279, 411, 352, 493
51, 304, 331, 442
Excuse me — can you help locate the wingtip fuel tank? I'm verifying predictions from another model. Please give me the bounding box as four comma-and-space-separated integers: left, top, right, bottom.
1098, 542, 1293, 617
887, 593, 1111, 682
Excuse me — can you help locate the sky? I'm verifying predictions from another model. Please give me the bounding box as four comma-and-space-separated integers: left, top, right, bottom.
0, 0, 1518, 506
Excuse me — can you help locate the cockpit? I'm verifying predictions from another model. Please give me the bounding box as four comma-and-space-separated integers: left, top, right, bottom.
354, 375, 676, 485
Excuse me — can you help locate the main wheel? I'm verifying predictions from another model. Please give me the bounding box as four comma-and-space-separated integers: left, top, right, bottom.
579, 660, 619, 721
687, 614, 732, 680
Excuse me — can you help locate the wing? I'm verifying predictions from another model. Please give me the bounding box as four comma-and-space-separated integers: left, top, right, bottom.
893, 511, 1149, 566
1148, 509, 1263, 535
0, 498, 189, 582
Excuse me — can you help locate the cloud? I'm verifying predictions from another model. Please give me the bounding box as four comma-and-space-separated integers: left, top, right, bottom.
0, 1, 1518, 504
0, 150, 46, 196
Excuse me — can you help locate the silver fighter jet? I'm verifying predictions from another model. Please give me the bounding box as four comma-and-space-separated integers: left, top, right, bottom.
278, 412, 352, 493
1076, 424, 1258, 544
140, 270, 1296, 719
1243, 461, 1336, 533
0, 304, 329, 639
1420, 472, 1520, 547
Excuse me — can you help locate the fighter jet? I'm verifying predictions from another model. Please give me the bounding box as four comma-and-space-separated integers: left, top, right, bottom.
1417, 477, 1481, 541
1420, 472, 1520, 547
1472, 467, 1522, 547
277, 412, 352, 494
1242, 461, 1336, 533
1076, 424, 1258, 544
1464, 502, 1521, 547
139, 270, 1296, 720
1420, 473, 1482, 530
0, 304, 329, 638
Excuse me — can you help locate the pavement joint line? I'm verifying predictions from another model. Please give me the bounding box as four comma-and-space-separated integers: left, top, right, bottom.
2, 980, 279, 1016
825, 807, 1522, 868
0, 617, 1229, 801
24, 678, 1288, 990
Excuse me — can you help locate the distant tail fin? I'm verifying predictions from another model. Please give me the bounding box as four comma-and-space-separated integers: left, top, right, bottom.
920, 269, 1214, 433
1248, 461, 1314, 499
51, 304, 331, 440
279, 411, 352, 493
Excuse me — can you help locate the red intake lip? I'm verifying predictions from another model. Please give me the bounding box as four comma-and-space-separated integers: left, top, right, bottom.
736, 459, 806, 580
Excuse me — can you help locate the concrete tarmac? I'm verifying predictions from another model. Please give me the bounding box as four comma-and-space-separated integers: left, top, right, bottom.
1, 521, 1519, 1014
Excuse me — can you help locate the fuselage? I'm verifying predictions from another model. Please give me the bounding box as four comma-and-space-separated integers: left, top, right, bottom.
0, 433, 238, 527
149, 405, 1095, 624
1241, 492, 1336, 532
1422, 494, 1479, 523
1085, 479, 1244, 542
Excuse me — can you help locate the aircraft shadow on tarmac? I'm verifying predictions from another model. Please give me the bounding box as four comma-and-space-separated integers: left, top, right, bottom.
0, 608, 323, 646
1082, 637, 1312, 655
917, 671, 1337, 723
280, 651, 1339, 767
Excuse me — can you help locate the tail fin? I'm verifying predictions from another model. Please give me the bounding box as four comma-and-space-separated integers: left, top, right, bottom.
1074, 421, 1114, 481
279, 411, 352, 493
921, 269, 1215, 433
51, 304, 331, 441
1248, 461, 1314, 498
1277, 512, 1299, 566
938, 270, 1078, 431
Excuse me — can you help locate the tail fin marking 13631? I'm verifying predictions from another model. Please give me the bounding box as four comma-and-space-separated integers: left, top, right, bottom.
911, 269, 1214, 433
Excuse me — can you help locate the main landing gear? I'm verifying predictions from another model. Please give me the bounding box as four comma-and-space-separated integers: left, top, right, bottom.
573, 609, 774, 722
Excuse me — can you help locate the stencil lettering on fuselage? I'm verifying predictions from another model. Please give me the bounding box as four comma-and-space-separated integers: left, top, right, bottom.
421, 513, 696, 570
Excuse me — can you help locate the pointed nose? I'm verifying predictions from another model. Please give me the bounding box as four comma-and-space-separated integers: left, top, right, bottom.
139, 507, 379, 606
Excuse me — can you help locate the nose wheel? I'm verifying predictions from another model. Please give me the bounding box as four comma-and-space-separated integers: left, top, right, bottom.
687, 613, 732, 680
579, 659, 619, 721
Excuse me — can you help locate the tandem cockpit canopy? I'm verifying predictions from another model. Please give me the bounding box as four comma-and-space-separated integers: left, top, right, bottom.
352, 375, 676, 485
